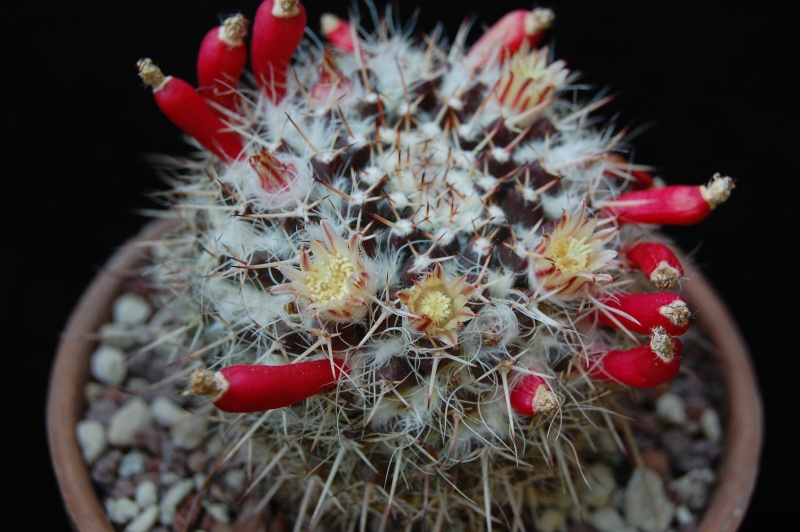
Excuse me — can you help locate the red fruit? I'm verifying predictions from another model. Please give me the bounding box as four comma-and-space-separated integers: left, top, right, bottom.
137, 58, 244, 162
602, 174, 734, 225
624, 241, 684, 289
597, 292, 691, 336
249, 150, 294, 191
251, 0, 307, 102
509, 374, 558, 416
320, 13, 355, 54
602, 153, 654, 189
585, 328, 682, 388
197, 13, 249, 114
191, 358, 349, 413
467, 8, 554, 69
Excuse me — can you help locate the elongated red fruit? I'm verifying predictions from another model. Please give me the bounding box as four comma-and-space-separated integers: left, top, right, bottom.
251, 0, 307, 102
249, 150, 294, 191
320, 13, 355, 53
467, 8, 554, 69
603, 173, 734, 225
509, 374, 558, 416
137, 58, 244, 162
191, 358, 349, 413
197, 13, 249, 114
310, 47, 355, 107
585, 327, 682, 388
624, 241, 684, 289
597, 292, 691, 336
602, 153, 654, 189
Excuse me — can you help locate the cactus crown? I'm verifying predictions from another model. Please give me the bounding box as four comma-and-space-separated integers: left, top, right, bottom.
129, 1, 733, 529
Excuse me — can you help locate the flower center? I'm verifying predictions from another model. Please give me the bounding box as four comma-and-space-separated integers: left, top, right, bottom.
550, 236, 592, 273
416, 290, 452, 325
305, 254, 355, 302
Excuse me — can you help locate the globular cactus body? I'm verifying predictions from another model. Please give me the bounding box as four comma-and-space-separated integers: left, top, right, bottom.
135, 1, 733, 529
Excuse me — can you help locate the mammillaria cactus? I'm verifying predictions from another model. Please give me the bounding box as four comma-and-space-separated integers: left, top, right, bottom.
111, 0, 735, 528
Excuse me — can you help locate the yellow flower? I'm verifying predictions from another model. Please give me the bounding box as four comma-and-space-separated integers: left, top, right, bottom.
493, 45, 569, 127
397, 263, 478, 347
529, 202, 618, 299
273, 221, 374, 322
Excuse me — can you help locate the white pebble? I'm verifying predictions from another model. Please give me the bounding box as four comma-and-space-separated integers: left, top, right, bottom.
113, 293, 153, 325
108, 397, 153, 447
580, 463, 617, 508
159, 478, 195, 525
589, 507, 637, 532
159, 471, 182, 486
674, 504, 695, 526
170, 415, 210, 450
669, 468, 717, 510
655, 391, 686, 425
536, 508, 566, 532
205, 432, 226, 457
118, 450, 148, 479
151, 396, 192, 427
623, 467, 675, 532
125, 504, 158, 532
106, 496, 139, 525
193, 472, 208, 492
700, 407, 722, 442
135, 480, 158, 508
99, 322, 140, 350
204, 502, 231, 524
76, 419, 107, 464
84, 381, 104, 402
90, 344, 128, 386
222, 469, 247, 496
125, 377, 150, 392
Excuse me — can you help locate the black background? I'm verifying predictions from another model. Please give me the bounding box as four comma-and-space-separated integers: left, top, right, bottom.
20, 1, 789, 528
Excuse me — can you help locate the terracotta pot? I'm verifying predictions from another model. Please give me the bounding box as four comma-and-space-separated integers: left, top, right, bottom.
47, 219, 763, 531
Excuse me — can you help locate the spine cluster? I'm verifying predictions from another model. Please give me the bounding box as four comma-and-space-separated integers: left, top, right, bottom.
134, 1, 733, 529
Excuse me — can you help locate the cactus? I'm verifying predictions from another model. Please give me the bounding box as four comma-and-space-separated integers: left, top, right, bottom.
122, 1, 733, 529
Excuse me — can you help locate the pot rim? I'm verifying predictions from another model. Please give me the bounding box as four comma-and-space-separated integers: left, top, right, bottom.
47, 219, 763, 531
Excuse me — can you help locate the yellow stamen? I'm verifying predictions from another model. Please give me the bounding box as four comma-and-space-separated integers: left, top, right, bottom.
550, 236, 592, 273
305, 254, 355, 302
416, 290, 452, 326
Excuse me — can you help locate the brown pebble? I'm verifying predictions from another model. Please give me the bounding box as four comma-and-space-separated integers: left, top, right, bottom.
640, 447, 670, 477
102, 386, 127, 403
146, 456, 162, 473
187, 448, 208, 473
91, 449, 123, 486
109, 479, 137, 499
173, 494, 204, 532
134, 424, 166, 456
683, 395, 708, 422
